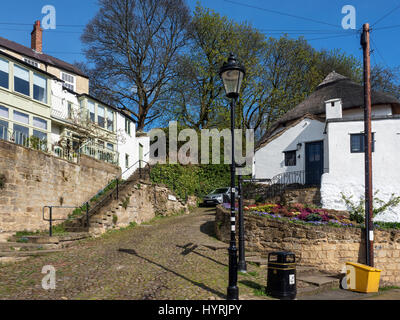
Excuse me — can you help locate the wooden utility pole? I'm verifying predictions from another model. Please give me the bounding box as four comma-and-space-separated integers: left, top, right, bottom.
361, 23, 374, 267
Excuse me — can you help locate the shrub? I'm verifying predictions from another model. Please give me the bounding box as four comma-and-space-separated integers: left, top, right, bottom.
306, 213, 323, 222
341, 191, 400, 222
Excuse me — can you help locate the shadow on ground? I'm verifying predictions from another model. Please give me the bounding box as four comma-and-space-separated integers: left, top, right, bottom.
176, 243, 227, 267
239, 280, 265, 292
118, 248, 226, 299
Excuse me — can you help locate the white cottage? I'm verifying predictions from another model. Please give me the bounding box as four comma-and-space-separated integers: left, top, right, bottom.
254, 71, 400, 221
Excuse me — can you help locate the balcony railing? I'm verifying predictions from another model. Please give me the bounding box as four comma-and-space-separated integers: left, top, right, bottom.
0, 124, 47, 150
79, 140, 119, 165
0, 124, 117, 166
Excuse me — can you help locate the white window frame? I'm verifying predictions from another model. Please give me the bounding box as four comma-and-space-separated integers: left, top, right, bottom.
61, 72, 76, 92
23, 58, 40, 69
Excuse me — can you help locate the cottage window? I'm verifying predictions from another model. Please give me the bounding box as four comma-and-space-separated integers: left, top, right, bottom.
14, 65, 30, 96
284, 150, 296, 166
0, 58, 9, 89
33, 73, 47, 103
125, 118, 131, 135
125, 154, 129, 168
350, 133, 375, 153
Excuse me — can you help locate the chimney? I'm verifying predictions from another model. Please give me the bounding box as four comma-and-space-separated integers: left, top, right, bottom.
31, 20, 43, 53
325, 98, 343, 120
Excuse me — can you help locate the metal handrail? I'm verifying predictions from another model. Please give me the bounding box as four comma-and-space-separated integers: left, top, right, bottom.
42, 159, 151, 236
244, 169, 329, 200
42, 204, 90, 237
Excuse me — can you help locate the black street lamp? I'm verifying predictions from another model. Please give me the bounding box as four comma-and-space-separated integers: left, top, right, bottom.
219, 53, 246, 300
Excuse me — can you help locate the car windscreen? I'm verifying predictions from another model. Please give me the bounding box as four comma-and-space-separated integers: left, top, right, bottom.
212, 188, 229, 194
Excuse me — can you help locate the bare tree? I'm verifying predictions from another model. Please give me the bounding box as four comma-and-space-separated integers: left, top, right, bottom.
81, 0, 191, 130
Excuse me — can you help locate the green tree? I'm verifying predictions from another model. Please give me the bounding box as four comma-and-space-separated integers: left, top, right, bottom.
81, 0, 191, 131
165, 5, 266, 131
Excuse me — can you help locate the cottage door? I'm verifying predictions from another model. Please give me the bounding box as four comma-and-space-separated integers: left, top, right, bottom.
305, 141, 324, 186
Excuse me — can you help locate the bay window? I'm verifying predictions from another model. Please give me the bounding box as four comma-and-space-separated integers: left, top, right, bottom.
33, 73, 47, 103
0, 58, 9, 89
33, 116, 47, 130
13, 124, 29, 146
14, 65, 30, 96
107, 109, 114, 131
88, 101, 95, 122
98, 105, 105, 128
0, 119, 8, 140
0, 105, 8, 119
13, 110, 29, 124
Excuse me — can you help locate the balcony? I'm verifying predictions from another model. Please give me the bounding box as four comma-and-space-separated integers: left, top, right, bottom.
0, 124, 117, 166
0, 124, 47, 151
79, 140, 119, 165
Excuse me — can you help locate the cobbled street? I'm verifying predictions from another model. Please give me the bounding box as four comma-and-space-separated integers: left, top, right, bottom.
0, 207, 268, 300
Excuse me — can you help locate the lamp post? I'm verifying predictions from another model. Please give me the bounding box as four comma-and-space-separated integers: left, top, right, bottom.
219, 53, 246, 300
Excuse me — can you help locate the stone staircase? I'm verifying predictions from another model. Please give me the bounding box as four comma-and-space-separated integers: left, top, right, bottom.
62, 164, 191, 237
63, 165, 153, 234
0, 233, 90, 262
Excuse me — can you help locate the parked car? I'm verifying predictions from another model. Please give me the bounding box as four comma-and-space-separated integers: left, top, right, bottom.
202, 187, 237, 206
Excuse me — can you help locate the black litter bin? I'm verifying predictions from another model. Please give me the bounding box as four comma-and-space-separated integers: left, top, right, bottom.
266, 251, 296, 300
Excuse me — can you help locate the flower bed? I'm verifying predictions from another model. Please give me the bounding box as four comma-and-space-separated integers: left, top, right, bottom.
223, 202, 355, 227
222, 202, 400, 229
247, 203, 356, 227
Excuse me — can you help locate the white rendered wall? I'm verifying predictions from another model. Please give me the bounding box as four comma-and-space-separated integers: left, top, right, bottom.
321, 118, 400, 222
50, 79, 81, 144
254, 118, 327, 180
50, 79, 81, 122
137, 135, 150, 164
116, 112, 139, 180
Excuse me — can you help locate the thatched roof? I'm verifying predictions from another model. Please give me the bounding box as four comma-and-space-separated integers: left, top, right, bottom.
256, 71, 400, 149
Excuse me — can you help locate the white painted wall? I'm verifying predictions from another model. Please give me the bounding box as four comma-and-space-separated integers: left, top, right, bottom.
116, 112, 139, 179
254, 118, 327, 180
321, 118, 400, 222
50, 79, 81, 144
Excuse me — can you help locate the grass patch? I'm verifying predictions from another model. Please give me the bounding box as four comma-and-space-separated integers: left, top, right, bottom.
379, 286, 400, 292
239, 280, 269, 297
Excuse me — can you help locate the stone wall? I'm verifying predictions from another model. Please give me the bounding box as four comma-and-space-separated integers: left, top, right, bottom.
89, 183, 197, 236
215, 205, 400, 286
244, 183, 321, 206
0, 140, 120, 238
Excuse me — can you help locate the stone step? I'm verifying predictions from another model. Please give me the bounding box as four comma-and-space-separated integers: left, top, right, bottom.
12, 232, 90, 244
297, 274, 340, 291
0, 249, 64, 257
296, 266, 320, 276
246, 256, 268, 267
0, 242, 59, 251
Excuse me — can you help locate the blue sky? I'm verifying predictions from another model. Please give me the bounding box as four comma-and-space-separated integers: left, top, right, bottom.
0, 0, 398, 69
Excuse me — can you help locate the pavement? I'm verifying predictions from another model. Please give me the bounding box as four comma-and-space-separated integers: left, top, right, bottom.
0, 206, 399, 300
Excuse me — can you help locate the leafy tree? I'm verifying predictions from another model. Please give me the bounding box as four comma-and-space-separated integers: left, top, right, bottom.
371, 65, 400, 99
81, 0, 191, 131
165, 6, 266, 131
